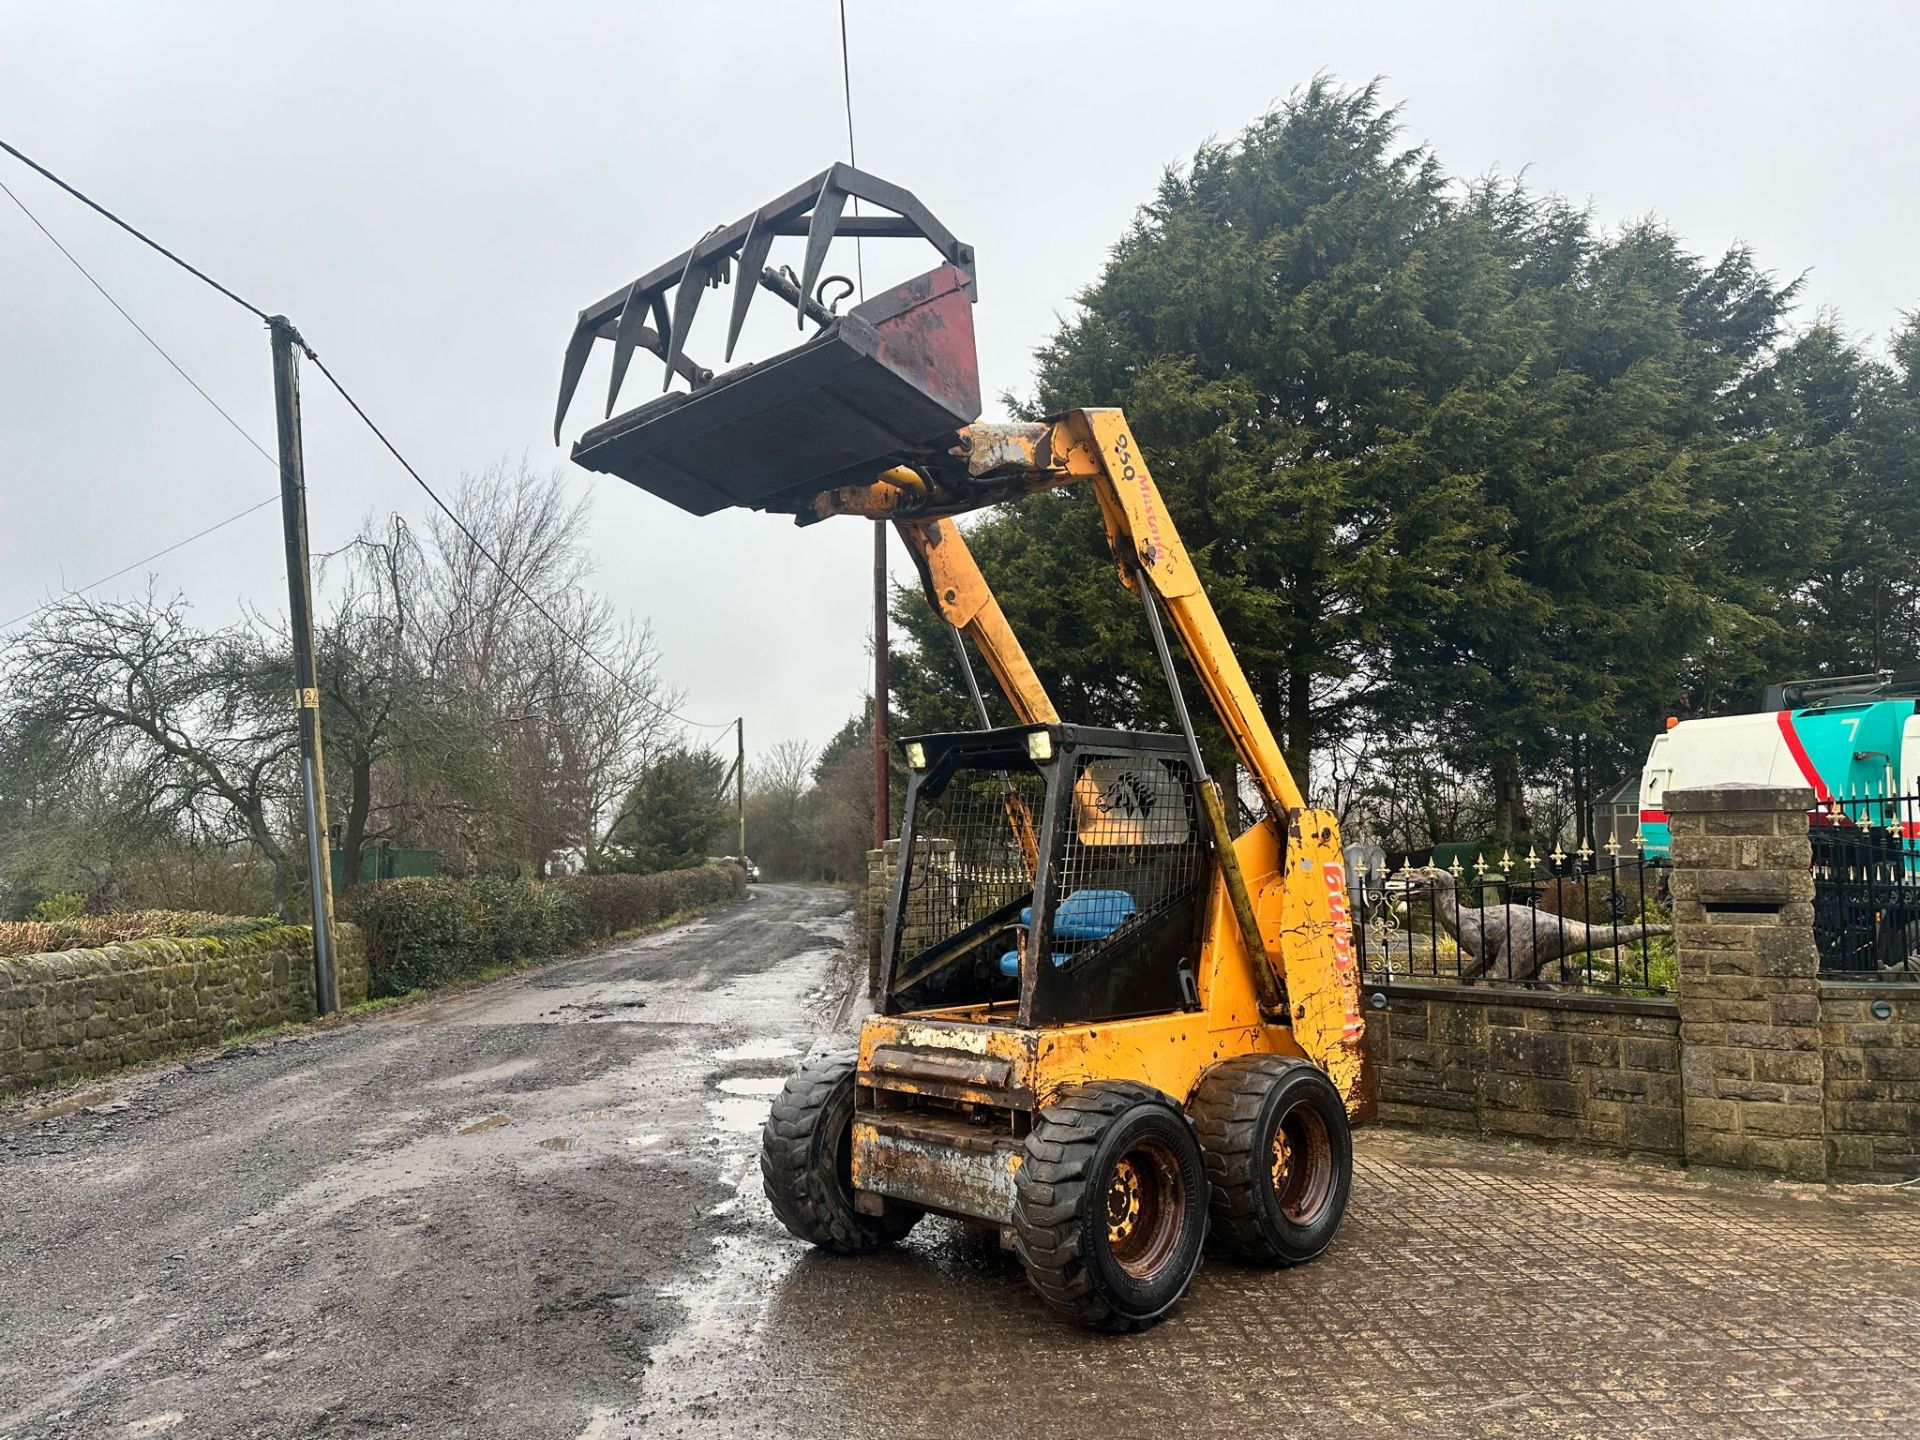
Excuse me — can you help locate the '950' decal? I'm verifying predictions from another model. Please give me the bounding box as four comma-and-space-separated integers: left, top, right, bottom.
1323, 861, 1364, 1041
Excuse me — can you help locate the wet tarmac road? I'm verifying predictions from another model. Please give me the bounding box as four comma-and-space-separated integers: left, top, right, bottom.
0, 885, 853, 1439
5, 883, 1918, 1439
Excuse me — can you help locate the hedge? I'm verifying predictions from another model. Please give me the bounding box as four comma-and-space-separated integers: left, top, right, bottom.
552, 867, 744, 941
345, 864, 745, 997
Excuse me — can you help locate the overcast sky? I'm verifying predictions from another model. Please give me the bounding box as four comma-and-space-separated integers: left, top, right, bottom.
2, 1, 1915, 759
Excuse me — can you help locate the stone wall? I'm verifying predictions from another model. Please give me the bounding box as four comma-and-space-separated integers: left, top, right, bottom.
1372, 787, 1918, 1180
865, 845, 889, 991
1366, 982, 1685, 1155
864, 838, 956, 995
1820, 982, 1920, 1177
0, 925, 365, 1094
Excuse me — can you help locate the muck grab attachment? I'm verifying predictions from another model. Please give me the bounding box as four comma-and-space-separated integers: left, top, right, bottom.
556, 167, 1373, 1332
554, 163, 980, 518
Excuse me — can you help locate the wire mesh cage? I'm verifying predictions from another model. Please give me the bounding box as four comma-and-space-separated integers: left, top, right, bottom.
1038, 753, 1208, 968
885, 728, 1218, 1023
891, 766, 1045, 985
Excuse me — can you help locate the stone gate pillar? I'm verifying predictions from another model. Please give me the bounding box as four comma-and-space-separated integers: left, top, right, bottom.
1667, 785, 1825, 1178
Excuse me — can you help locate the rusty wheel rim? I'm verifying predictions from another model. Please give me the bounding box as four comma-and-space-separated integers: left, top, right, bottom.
1103, 1137, 1186, 1280
1270, 1101, 1334, 1223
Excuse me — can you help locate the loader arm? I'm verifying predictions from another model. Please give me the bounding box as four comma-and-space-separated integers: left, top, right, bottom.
832, 419, 1301, 816
815, 411, 1371, 1106
892, 509, 1058, 728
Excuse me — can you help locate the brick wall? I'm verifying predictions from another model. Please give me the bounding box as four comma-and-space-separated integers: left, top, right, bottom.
0, 925, 365, 1094
1366, 981, 1685, 1156
1820, 983, 1920, 1177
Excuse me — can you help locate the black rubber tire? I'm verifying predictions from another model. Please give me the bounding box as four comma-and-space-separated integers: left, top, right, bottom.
1012, 1081, 1209, 1332
760, 1050, 920, 1255
1190, 1055, 1353, 1266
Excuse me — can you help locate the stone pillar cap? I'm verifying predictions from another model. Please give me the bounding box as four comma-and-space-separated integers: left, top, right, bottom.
1666, 784, 1814, 813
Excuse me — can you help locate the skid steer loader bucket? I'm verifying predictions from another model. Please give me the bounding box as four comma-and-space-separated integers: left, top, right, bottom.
554, 165, 980, 517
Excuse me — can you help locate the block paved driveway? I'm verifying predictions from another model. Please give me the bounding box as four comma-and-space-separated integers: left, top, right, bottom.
654, 1121, 1920, 1439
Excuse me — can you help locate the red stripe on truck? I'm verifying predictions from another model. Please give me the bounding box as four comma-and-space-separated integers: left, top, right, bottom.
1641, 809, 1669, 825
1775, 710, 1834, 803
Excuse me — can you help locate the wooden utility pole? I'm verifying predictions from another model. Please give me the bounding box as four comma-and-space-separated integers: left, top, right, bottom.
736, 715, 746, 858
268, 316, 339, 1015
873, 521, 890, 848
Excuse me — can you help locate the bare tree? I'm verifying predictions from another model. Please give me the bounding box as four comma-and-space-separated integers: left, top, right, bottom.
0, 462, 682, 911
403, 461, 681, 875
1, 591, 303, 912
314, 515, 428, 890
743, 740, 817, 878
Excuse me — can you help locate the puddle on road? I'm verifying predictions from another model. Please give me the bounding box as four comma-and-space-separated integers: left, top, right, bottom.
715, 1077, 785, 1098
705, 1075, 784, 1135
537, 1137, 575, 1152
707, 1098, 770, 1134
713, 1038, 801, 1063
457, 1114, 511, 1135
4, 1088, 116, 1129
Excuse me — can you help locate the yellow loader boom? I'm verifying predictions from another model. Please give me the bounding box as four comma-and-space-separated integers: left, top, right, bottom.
556, 166, 1370, 1332
827, 414, 1368, 1105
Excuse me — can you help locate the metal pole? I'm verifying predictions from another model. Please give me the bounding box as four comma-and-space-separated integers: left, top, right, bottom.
736, 716, 746, 858
949, 625, 992, 729
1137, 576, 1284, 1018
873, 520, 890, 848
269, 316, 339, 1016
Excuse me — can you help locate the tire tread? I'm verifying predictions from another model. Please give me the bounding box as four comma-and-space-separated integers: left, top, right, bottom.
760, 1049, 918, 1255
1012, 1081, 1198, 1333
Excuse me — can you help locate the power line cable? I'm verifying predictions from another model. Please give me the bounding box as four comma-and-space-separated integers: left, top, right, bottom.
837, 0, 864, 300
0, 497, 282, 635
0, 175, 278, 468
0, 137, 270, 320
0, 173, 287, 634
299, 339, 734, 734
0, 136, 731, 734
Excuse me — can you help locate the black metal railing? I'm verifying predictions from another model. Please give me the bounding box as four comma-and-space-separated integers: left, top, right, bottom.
1813, 786, 1920, 980
1353, 844, 1671, 995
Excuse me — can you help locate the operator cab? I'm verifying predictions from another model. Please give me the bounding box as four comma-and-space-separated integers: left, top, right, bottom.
882, 724, 1211, 1027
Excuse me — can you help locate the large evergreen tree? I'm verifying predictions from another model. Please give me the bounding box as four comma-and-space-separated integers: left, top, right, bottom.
898, 80, 1494, 777
890, 80, 1914, 844
598, 747, 729, 874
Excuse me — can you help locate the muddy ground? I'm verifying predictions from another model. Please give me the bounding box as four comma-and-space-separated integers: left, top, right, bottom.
0, 885, 853, 1439
4, 881, 1917, 1439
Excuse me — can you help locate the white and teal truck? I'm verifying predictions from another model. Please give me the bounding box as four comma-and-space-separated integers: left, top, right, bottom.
1639, 673, 1920, 861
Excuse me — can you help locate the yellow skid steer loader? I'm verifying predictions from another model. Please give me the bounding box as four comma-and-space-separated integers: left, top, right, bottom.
554, 166, 1373, 1331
